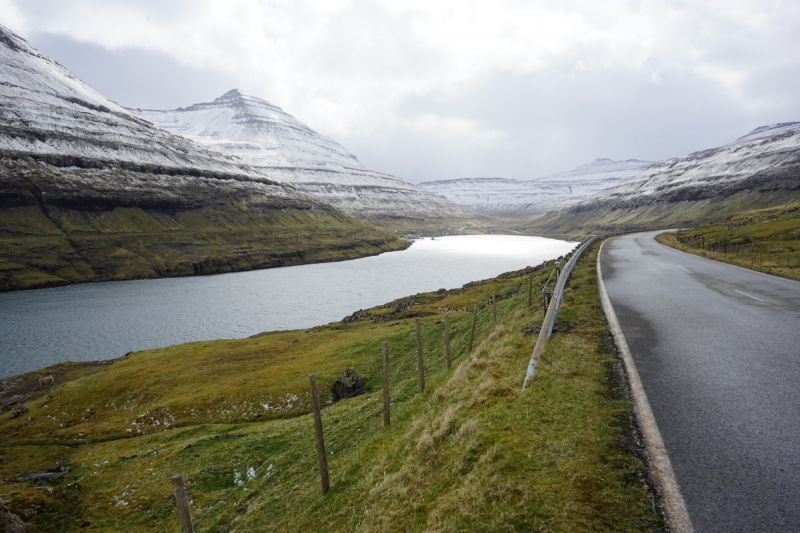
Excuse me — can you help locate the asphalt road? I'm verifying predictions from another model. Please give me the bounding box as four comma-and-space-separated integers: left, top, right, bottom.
600, 231, 800, 532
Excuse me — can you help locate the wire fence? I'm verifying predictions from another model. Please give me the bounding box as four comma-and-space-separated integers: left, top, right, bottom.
676, 231, 800, 267
122, 254, 577, 533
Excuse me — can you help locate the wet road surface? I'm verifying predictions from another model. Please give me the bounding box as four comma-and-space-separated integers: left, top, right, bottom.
600, 231, 800, 532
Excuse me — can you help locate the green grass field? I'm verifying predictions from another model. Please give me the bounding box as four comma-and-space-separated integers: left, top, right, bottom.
1, 244, 665, 532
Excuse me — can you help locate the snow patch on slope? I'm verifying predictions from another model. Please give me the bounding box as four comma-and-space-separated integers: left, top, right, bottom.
582, 123, 800, 207
417, 158, 653, 216
0, 23, 330, 216
130, 91, 475, 220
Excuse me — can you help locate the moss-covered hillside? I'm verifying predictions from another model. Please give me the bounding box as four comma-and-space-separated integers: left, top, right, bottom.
0, 154, 408, 292
526, 189, 800, 237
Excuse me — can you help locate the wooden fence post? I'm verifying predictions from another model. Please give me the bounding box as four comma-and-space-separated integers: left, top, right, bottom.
492, 291, 496, 327
171, 474, 194, 533
468, 304, 478, 352
382, 342, 390, 426
527, 274, 533, 308
415, 318, 425, 393
445, 314, 451, 368
308, 373, 330, 494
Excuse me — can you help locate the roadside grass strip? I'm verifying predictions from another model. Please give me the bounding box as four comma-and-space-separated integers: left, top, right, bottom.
657, 201, 800, 282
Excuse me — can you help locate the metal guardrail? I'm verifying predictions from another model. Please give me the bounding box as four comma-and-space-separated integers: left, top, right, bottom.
521, 234, 604, 390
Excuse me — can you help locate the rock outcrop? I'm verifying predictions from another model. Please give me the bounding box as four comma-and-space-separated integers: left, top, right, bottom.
0, 503, 25, 533
331, 370, 365, 402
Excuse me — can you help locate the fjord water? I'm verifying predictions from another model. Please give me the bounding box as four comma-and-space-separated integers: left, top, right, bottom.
0, 235, 575, 378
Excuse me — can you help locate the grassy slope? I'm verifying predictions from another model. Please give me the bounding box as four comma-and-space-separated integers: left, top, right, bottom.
655, 200, 800, 282
295, 243, 664, 532
526, 190, 800, 236
0, 205, 407, 292
365, 213, 515, 238
0, 246, 664, 532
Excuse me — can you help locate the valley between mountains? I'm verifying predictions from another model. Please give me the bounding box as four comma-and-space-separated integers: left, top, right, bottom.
2, 14, 800, 533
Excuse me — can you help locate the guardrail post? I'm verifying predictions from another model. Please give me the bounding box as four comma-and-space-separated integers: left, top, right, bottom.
543, 288, 553, 316
382, 341, 390, 426
468, 304, 477, 351
171, 474, 194, 533
415, 318, 425, 393
445, 314, 451, 368
308, 373, 330, 494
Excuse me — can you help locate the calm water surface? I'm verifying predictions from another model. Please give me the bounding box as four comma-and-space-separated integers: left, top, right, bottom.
0, 235, 575, 378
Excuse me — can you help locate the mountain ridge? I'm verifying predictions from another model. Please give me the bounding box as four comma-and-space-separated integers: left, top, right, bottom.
416, 158, 653, 217
534, 121, 800, 233
129, 89, 480, 224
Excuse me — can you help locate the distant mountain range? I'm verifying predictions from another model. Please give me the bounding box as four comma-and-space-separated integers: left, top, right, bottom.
583, 122, 800, 207
416, 158, 653, 217
538, 122, 800, 232
130, 90, 477, 223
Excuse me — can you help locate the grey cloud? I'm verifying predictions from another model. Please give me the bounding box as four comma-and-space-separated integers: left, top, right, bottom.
27, 32, 239, 109
351, 62, 796, 183
9, 1, 800, 187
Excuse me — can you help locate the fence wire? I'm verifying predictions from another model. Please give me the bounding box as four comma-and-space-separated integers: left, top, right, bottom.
124, 267, 552, 533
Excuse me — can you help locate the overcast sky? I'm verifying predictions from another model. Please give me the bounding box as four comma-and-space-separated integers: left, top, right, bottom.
3, 0, 799, 183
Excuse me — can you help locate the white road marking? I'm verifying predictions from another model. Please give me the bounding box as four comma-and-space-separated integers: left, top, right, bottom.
734, 289, 764, 302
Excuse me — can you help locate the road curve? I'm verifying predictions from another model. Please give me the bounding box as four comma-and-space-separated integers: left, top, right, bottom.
600, 231, 800, 532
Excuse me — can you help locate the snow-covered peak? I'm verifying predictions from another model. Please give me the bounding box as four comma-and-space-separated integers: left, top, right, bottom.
0, 24, 281, 180
0, 24, 128, 116
578, 122, 800, 208
733, 122, 800, 144
535, 158, 653, 184
131, 91, 476, 220
130, 90, 390, 182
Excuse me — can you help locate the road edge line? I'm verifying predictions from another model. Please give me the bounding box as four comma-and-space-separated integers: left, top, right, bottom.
596, 238, 694, 533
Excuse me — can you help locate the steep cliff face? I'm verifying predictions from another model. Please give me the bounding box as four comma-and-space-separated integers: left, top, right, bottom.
0, 24, 406, 291
130, 90, 478, 223
416, 159, 653, 217
536, 123, 800, 233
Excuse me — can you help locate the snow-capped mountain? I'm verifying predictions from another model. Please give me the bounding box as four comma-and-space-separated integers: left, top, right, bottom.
0, 30, 288, 185
130, 90, 476, 221
575, 123, 800, 210
0, 24, 409, 291
416, 158, 653, 216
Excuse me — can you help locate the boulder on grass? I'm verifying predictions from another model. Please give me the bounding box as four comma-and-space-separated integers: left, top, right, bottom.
331, 370, 365, 402
0, 503, 25, 533
10, 405, 28, 419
